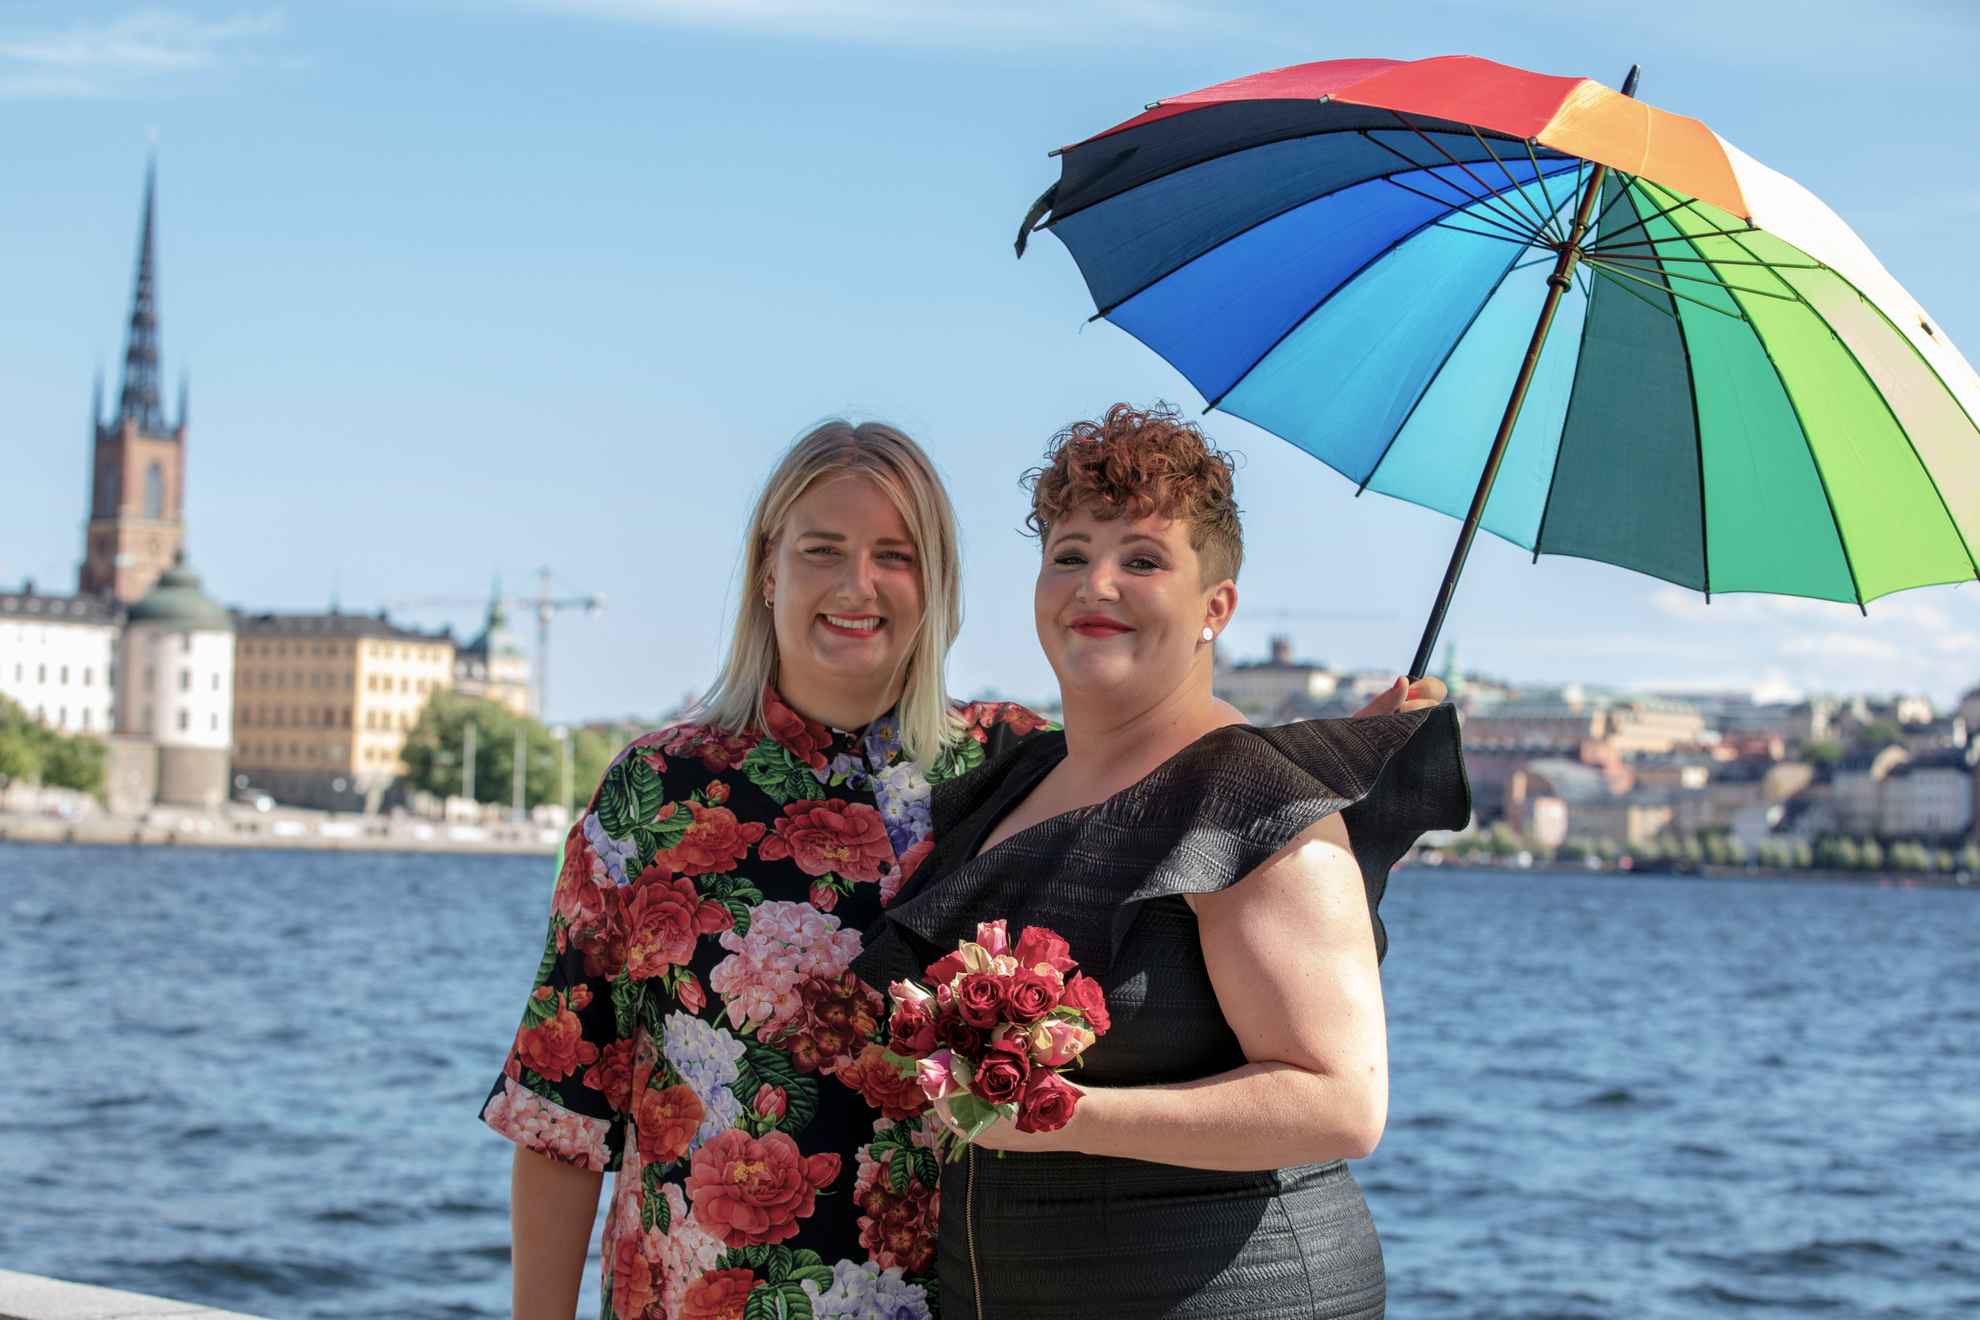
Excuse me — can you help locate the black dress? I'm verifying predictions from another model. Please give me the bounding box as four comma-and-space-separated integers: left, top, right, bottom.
854, 707, 1470, 1319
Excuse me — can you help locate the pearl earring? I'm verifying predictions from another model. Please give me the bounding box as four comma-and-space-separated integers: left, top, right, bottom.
1201, 626, 1214, 642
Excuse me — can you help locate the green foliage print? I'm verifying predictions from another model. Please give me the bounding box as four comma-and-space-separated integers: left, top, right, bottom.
730, 1041, 819, 1137
743, 738, 823, 803
926, 732, 986, 785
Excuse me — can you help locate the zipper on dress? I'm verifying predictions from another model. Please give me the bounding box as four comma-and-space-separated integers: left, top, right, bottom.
967, 1144, 985, 1320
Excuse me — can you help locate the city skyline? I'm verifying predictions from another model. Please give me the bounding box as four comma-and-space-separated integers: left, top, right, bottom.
6, 2, 1979, 721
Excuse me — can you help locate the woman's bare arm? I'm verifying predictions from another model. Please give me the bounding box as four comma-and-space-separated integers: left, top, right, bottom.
511, 1146, 604, 1319
970, 812, 1388, 1170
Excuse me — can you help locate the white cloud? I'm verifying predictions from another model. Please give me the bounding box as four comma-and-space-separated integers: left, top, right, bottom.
521, 0, 1239, 46
0, 7, 285, 98
1779, 632, 1902, 661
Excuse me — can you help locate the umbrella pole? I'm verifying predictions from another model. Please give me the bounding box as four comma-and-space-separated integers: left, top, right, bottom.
1405, 120, 1632, 681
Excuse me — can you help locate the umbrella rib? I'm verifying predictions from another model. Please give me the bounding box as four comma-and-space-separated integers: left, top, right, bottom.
1519, 138, 1570, 244
1583, 262, 1684, 320
1588, 226, 1767, 257
1587, 191, 1717, 252
1358, 130, 1546, 242
1590, 253, 1823, 269
1582, 261, 1746, 321
1380, 116, 1552, 241
1467, 124, 1560, 241
1431, 220, 1542, 247
1584, 257, 1793, 307
1585, 172, 1648, 247
1377, 171, 1547, 244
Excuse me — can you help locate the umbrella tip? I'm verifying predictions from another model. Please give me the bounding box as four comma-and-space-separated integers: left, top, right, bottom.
1621, 64, 1641, 97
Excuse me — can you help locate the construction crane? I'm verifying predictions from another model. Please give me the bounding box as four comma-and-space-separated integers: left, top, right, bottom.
387, 567, 604, 718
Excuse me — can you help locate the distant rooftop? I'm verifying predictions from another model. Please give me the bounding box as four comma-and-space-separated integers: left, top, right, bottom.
0, 585, 122, 625
234, 609, 453, 644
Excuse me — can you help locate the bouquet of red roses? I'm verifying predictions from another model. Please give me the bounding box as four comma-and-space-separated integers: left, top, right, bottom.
881, 919, 1111, 1160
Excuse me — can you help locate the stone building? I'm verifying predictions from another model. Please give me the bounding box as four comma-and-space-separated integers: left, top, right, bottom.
0, 586, 120, 735
232, 611, 454, 809
1213, 635, 1337, 718
454, 582, 532, 716
108, 553, 235, 811
80, 159, 188, 607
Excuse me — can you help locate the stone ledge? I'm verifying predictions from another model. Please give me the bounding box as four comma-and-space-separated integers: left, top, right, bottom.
0, 1272, 268, 1320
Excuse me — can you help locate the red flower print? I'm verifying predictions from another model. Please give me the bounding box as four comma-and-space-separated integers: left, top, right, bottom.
627, 729, 671, 776
758, 799, 894, 884
568, 983, 593, 1011
635, 1083, 705, 1165
676, 971, 707, 1013
753, 1084, 788, 1121
854, 1145, 937, 1275
623, 877, 733, 981
808, 880, 838, 912
838, 1044, 930, 1121
659, 721, 758, 773
705, 781, 730, 805
516, 1004, 600, 1083
608, 1230, 664, 1319
762, 690, 832, 770
685, 1129, 841, 1247
582, 1038, 637, 1112
680, 1268, 756, 1320
649, 803, 767, 878
886, 837, 933, 905
773, 972, 884, 1076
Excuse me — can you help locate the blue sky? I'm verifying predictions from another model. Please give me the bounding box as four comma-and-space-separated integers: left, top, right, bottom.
5, 1, 1979, 722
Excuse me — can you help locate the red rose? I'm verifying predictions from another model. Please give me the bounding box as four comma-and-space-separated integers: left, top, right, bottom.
1015, 1068, 1082, 1134
635, 1083, 705, 1165
753, 1084, 787, 1120
686, 1129, 841, 1247
925, 951, 968, 986
838, 1043, 931, 1120
515, 1006, 599, 1082
808, 880, 838, 912
609, 1230, 664, 1318
936, 1005, 986, 1059
650, 803, 766, 878
887, 1000, 938, 1057
1013, 926, 1076, 974
1003, 969, 1061, 1025
885, 836, 932, 905
567, 983, 593, 1011
969, 1038, 1031, 1105
1063, 972, 1112, 1036
955, 973, 1006, 1029
581, 1038, 637, 1112
759, 799, 894, 884
704, 780, 730, 805
660, 720, 758, 773
762, 691, 832, 769
680, 1267, 756, 1320
676, 971, 707, 1013
623, 876, 733, 981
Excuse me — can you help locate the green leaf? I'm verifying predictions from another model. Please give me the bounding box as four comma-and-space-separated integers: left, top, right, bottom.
911, 1147, 940, 1189
594, 757, 640, 838
777, 1283, 814, 1320
639, 1164, 672, 1232
743, 740, 818, 803
516, 1069, 563, 1107
521, 992, 557, 1028
611, 972, 643, 1041
730, 1043, 819, 1135
724, 899, 754, 938
889, 1150, 911, 1194
743, 1285, 780, 1320
764, 1245, 794, 1285
532, 921, 563, 988
641, 991, 673, 1042
650, 799, 692, 852
791, 1265, 835, 1289
926, 734, 985, 785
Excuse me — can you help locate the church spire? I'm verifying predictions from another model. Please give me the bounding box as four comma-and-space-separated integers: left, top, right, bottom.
117, 155, 166, 434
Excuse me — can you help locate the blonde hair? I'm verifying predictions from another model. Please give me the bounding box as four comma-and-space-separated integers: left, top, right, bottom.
700, 420, 964, 764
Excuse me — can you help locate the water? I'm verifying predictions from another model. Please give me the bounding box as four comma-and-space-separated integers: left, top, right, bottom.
2, 844, 1977, 1319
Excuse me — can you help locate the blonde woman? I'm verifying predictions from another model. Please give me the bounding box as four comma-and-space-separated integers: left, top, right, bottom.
482, 418, 1443, 1320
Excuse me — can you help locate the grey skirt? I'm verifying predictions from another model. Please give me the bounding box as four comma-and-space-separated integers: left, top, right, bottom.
943, 1148, 1385, 1319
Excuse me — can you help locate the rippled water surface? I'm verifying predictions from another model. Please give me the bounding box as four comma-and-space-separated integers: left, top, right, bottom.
3, 844, 1977, 1318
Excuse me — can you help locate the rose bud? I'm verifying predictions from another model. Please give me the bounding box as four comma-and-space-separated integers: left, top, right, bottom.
568, 984, 593, 1010
754, 1084, 788, 1120
888, 1001, 939, 1057
1027, 1019, 1096, 1068
1014, 1069, 1082, 1134
705, 782, 730, 805
955, 973, 1007, 1029
532, 985, 555, 1001
890, 979, 934, 1007
1063, 973, 1111, 1036
677, 973, 707, 1013
967, 1038, 1031, 1106
974, 920, 1012, 957
808, 881, 838, 912
1003, 969, 1061, 1026
1013, 926, 1076, 974
917, 1049, 966, 1103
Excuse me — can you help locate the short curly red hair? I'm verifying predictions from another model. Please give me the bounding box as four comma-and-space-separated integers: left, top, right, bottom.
1023, 402, 1243, 583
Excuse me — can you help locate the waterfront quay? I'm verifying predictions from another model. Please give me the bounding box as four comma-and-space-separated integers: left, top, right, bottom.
0, 803, 557, 855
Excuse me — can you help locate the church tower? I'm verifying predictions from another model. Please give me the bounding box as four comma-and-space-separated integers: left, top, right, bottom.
80, 157, 188, 604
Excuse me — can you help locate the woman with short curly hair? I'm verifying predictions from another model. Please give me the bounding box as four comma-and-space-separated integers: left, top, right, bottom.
858, 403, 1471, 1318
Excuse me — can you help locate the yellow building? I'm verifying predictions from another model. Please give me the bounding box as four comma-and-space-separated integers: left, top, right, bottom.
233, 610, 454, 809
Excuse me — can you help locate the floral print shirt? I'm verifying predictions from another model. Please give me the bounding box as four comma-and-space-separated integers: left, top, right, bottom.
483, 689, 1049, 1320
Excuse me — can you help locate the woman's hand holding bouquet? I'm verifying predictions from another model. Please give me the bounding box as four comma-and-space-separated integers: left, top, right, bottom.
881, 919, 1111, 1160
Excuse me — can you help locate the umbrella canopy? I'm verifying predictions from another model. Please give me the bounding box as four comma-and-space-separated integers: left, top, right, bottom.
1017, 55, 1980, 673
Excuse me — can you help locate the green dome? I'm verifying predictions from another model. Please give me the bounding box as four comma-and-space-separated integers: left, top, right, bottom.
128, 556, 233, 630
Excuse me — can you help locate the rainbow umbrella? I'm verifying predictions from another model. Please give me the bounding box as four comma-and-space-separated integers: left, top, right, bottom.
1015, 56, 1980, 676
